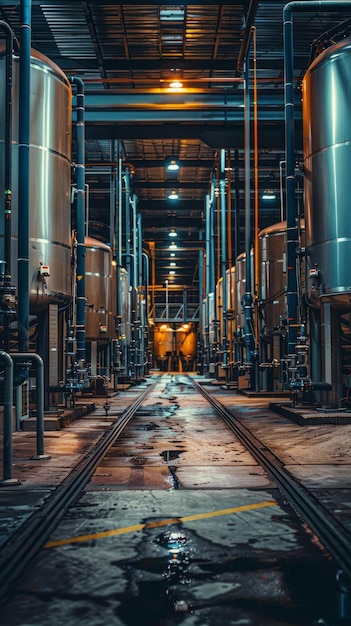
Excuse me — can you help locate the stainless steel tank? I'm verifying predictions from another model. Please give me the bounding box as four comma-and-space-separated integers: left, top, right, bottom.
176, 322, 196, 359
85, 237, 113, 341
303, 37, 351, 310
235, 251, 254, 329
0, 49, 72, 310
259, 221, 287, 336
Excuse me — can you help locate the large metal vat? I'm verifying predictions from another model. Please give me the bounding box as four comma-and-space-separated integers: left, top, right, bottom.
235, 251, 254, 329
259, 221, 287, 336
0, 49, 72, 310
85, 237, 114, 341
176, 322, 197, 371
303, 37, 351, 310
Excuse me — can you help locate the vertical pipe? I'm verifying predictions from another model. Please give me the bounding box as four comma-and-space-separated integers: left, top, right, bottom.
234, 149, 240, 259
209, 176, 216, 297
69, 77, 86, 364
132, 194, 138, 291
138, 213, 143, 292
226, 151, 232, 268
0, 22, 16, 352
243, 60, 254, 365
124, 167, 131, 288
0, 351, 13, 482
252, 26, 260, 353
198, 231, 204, 325
219, 149, 227, 368
0, 22, 13, 280
117, 144, 123, 268
17, 0, 31, 353
11, 353, 47, 460
109, 140, 115, 253
205, 194, 211, 372
283, 3, 298, 356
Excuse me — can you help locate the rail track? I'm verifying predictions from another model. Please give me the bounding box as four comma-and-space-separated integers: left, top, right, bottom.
0, 378, 158, 602
194, 379, 351, 585
1, 373, 350, 624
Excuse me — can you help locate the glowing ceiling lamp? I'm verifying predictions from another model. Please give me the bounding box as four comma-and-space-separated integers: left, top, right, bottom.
168, 190, 179, 200
169, 80, 183, 90
166, 158, 180, 171
262, 189, 276, 200
168, 229, 177, 237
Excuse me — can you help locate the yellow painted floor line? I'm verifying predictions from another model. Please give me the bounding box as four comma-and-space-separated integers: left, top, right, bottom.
45, 500, 277, 549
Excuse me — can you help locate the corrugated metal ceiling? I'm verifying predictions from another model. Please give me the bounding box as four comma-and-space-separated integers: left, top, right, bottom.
0, 1, 350, 288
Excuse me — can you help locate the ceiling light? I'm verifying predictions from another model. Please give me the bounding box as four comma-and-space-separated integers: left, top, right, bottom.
169, 242, 177, 249
166, 158, 180, 172
168, 191, 179, 200
170, 252, 176, 257
262, 189, 276, 200
169, 270, 176, 275
169, 80, 183, 89
168, 229, 177, 237
170, 262, 176, 267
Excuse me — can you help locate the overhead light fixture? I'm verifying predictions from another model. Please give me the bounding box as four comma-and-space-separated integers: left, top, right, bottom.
168, 229, 177, 237
168, 191, 179, 200
170, 262, 176, 267
262, 190, 276, 200
170, 252, 176, 257
169, 242, 177, 249
169, 80, 183, 89
166, 158, 180, 172
169, 270, 176, 275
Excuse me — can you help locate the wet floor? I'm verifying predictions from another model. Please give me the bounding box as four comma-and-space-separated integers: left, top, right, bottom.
0, 375, 345, 625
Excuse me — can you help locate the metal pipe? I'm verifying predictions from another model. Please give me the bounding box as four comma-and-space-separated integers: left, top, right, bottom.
11, 353, 48, 460
283, 0, 351, 355
132, 194, 138, 290
0, 351, 13, 482
124, 166, 132, 288
252, 26, 260, 352
279, 160, 286, 222
69, 77, 86, 364
17, 0, 31, 353
219, 149, 227, 369
0, 21, 16, 352
243, 60, 254, 365
85, 183, 89, 238
0, 22, 13, 280
236, 0, 260, 75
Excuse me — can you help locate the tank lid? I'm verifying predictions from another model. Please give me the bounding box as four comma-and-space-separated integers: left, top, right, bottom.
306, 36, 351, 74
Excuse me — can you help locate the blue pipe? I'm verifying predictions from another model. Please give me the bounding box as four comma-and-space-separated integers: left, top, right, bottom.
219, 149, 227, 368
0, 351, 13, 482
0, 22, 13, 279
69, 77, 86, 364
11, 353, 46, 459
0, 21, 16, 352
283, 0, 351, 355
17, 0, 31, 353
243, 60, 254, 365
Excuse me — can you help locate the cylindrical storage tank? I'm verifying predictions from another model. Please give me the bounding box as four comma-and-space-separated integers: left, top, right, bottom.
259, 221, 287, 336
303, 38, 351, 310
177, 322, 197, 360
235, 251, 254, 329
153, 324, 174, 358
226, 266, 236, 316
85, 237, 113, 341
0, 49, 72, 310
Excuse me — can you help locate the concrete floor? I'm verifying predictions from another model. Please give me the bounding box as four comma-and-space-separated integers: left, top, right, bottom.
0, 374, 349, 625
